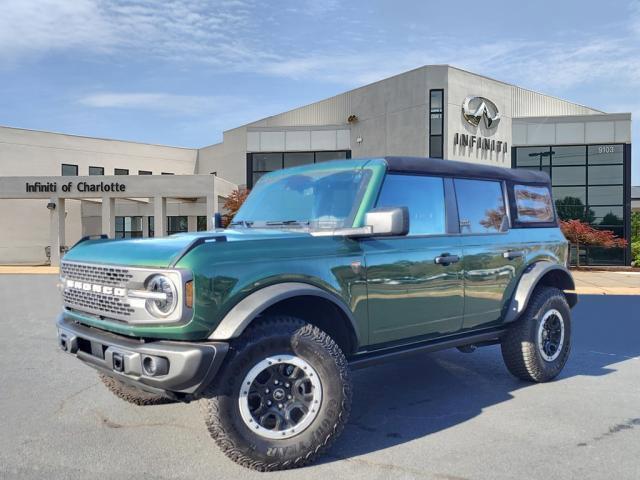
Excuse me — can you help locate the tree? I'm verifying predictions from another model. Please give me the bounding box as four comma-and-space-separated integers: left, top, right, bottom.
559, 219, 627, 267
221, 188, 250, 227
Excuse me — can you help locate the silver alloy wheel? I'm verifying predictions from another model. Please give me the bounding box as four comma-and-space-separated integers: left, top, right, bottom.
537, 308, 565, 362
238, 354, 323, 439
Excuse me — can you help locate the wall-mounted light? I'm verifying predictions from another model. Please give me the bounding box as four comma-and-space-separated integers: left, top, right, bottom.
347, 114, 359, 124
46, 202, 56, 210
356, 136, 363, 144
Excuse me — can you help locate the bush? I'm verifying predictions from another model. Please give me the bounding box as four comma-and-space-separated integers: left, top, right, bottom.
632, 241, 640, 266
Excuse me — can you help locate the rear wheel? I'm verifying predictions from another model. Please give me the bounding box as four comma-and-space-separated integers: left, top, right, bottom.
501, 286, 571, 382
200, 316, 351, 471
99, 374, 175, 406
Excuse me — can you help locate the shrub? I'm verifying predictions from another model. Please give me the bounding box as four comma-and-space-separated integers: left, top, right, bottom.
221, 188, 250, 227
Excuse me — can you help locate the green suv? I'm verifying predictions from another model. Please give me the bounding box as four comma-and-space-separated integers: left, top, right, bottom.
57, 157, 577, 470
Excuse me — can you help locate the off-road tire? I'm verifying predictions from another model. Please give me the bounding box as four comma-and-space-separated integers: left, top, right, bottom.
99, 373, 175, 406
200, 316, 352, 471
501, 286, 571, 382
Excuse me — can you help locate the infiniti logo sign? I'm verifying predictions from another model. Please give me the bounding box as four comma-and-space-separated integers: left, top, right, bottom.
462, 96, 501, 129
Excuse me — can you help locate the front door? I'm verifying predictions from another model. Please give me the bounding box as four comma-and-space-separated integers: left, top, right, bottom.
362, 174, 464, 345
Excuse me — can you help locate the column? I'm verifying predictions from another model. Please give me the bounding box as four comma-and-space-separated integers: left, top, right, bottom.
49, 197, 65, 267
187, 215, 197, 232
154, 196, 167, 237
205, 194, 217, 230
101, 197, 116, 238
142, 215, 149, 238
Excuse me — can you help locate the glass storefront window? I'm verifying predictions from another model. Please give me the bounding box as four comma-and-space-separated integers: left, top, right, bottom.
514, 143, 627, 266
429, 89, 444, 158
248, 150, 350, 187
587, 144, 623, 164
551, 166, 586, 186
588, 185, 624, 205
516, 147, 551, 167
588, 164, 623, 185
167, 216, 188, 235
115, 216, 143, 239
551, 186, 587, 204
551, 146, 586, 165
315, 151, 347, 162
284, 152, 314, 168
252, 153, 282, 172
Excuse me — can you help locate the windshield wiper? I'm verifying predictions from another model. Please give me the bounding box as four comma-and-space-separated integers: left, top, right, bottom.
265, 220, 310, 227
229, 220, 254, 228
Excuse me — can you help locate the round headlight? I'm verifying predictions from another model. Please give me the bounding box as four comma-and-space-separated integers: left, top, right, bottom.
145, 275, 178, 317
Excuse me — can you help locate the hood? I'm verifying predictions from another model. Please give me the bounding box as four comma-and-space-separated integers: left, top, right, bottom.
62, 229, 311, 268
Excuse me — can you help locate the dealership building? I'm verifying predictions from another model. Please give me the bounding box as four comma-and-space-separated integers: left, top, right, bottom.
0, 65, 633, 266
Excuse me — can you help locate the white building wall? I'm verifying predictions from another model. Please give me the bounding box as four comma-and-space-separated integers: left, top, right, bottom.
512, 113, 632, 146
0, 126, 199, 264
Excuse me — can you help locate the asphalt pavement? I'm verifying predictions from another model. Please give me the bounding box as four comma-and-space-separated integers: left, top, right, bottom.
0, 274, 639, 480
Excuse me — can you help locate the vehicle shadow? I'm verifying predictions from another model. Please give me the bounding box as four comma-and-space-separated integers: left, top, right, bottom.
321, 294, 640, 464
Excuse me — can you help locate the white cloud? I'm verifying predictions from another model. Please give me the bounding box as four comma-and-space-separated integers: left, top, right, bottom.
1, 0, 639, 97
78, 92, 245, 115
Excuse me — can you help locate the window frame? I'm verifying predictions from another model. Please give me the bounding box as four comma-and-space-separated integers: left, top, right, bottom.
246, 150, 351, 188
428, 89, 444, 159
373, 173, 449, 237
88, 166, 104, 176
114, 216, 143, 239
511, 183, 556, 225
138, 170, 152, 175
114, 168, 129, 175
452, 177, 511, 236
61, 164, 78, 176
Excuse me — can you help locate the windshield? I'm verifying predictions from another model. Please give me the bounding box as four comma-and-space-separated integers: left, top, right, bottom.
233, 167, 372, 229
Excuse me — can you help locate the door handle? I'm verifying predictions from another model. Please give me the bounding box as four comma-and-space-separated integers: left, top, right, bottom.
503, 250, 525, 260
434, 253, 460, 265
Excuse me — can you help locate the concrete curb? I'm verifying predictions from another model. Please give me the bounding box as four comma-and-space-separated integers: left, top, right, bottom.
0, 266, 60, 274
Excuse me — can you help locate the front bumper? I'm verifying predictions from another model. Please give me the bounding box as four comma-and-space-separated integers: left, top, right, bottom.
56, 314, 228, 399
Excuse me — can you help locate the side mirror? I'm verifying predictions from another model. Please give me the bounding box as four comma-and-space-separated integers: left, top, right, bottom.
364, 207, 409, 236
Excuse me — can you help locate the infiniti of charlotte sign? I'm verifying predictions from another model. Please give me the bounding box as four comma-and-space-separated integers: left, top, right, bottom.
453, 95, 507, 154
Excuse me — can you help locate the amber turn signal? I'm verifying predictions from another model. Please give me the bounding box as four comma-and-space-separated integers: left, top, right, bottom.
185, 280, 193, 308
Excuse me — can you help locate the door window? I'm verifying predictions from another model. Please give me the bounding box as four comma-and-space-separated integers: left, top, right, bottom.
454, 179, 506, 233
375, 174, 445, 235
514, 184, 554, 223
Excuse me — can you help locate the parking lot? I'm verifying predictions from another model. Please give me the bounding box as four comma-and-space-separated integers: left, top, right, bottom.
1, 274, 639, 480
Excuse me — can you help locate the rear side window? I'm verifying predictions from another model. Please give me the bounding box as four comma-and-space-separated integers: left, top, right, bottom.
376, 174, 445, 235
454, 179, 506, 233
514, 184, 554, 223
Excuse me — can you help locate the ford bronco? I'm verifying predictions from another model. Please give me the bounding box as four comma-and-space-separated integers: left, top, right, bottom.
57, 157, 576, 470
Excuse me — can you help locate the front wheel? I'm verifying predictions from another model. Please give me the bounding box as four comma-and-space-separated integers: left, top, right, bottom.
501, 286, 572, 382
200, 316, 352, 471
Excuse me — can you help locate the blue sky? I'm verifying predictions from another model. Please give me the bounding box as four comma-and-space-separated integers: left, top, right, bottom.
1, 0, 639, 183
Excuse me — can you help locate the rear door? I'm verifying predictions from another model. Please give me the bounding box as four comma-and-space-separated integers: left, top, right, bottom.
453, 178, 525, 330
362, 174, 464, 345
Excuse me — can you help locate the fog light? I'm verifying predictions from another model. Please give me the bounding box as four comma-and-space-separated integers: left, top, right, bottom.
112, 352, 124, 372
142, 355, 169, 377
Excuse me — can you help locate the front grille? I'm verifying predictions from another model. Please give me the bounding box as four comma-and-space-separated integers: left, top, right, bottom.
63, 288, 135, 318
61, 262, 132, 287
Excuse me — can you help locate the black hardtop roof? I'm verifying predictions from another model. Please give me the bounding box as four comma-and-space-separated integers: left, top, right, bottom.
383, 156, 550, 184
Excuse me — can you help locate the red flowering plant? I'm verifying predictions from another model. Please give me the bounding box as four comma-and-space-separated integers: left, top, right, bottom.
559, 219, 627, 267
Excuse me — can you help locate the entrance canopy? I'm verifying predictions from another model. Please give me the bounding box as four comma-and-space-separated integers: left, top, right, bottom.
0, 175, 236, 266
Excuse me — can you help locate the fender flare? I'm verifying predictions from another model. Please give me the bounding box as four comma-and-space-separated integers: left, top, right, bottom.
503, 261, 577, 324
208, 282, 359, 342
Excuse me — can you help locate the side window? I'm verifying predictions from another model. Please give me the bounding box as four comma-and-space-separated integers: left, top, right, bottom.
514, 184, 554, 223
376, 174, 445, 235
454, 179, 506, 233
